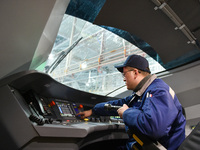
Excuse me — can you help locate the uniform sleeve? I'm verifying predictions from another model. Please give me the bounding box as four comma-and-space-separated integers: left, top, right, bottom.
92, 95, 133, 116
122, 87, 178, 139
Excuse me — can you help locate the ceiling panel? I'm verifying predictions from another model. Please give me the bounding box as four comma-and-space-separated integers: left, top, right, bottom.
94, 0, 200, 63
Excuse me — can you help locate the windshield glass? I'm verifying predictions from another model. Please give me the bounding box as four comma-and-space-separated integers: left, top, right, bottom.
37, 15, 165, 96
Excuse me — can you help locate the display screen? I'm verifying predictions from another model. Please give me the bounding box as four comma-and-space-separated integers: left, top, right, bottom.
56, 101, 74, 117
72, 103, 79, 114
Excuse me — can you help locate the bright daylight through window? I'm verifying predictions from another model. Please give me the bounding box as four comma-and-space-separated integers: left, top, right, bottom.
39, 14, 165, 96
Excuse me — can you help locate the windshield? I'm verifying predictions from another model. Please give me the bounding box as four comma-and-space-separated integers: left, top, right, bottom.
37, 15, 165, 96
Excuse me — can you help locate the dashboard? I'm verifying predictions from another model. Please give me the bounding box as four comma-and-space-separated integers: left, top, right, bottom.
0, 71, 128, 150
27, 92, 82, 125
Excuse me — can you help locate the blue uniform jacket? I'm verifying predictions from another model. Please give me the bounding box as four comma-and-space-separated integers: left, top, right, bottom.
92, 75, 186, 150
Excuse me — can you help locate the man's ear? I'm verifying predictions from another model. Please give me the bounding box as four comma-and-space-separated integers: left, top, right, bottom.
134, 69, 139, 75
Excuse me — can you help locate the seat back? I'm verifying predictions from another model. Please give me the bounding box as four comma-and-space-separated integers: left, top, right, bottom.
178, 121, 200, 150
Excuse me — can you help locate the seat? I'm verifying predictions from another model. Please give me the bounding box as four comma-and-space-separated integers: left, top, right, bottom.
128, 130, 160, 150
178, 121, 200, 150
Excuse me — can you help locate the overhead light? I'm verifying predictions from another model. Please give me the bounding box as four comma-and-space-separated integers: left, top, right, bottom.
48, 54, 54, 60
80, 62, 87, 69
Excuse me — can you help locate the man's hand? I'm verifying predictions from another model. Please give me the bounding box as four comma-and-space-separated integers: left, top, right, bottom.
117, 104, 129, 119
76, 109, 92, 119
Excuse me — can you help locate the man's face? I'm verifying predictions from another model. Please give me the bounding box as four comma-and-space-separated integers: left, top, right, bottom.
123, 67, 137, 90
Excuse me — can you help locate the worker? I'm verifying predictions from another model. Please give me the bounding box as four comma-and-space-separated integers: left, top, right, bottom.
77, 54, 186, 150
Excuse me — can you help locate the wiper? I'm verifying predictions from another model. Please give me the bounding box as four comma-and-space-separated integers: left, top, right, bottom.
46, 37, 83, 73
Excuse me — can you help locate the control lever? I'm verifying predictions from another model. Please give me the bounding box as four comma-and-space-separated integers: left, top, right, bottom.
29, 115, 44, 125
104, 104, 121, 111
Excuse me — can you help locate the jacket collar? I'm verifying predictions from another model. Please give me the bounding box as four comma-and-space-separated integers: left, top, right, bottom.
135, 74, 157, 96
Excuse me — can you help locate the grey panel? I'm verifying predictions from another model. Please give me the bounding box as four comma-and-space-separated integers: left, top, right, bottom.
160, 61, 200, 107
186, 118, 200, 126
34, 122, 125, 138
0, 0, 70, 79
176, 87, 200, 108
168, 0, 200, 32
0, 85, 38, 150
94, 0, 200, 63
0, 0, 54, 78
30, 0, 70, 70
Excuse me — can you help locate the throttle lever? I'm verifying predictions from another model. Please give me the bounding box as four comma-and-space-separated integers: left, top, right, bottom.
104, 104, 121, 111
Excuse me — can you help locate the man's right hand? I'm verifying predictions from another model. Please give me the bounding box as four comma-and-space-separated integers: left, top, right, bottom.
76, 109, 92, 119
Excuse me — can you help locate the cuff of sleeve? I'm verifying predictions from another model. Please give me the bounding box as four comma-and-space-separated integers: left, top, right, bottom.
92, 107, 96, 115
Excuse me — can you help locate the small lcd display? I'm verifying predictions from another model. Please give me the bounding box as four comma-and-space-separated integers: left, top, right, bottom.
56, 101, 74, 117
72, 103, 79, 114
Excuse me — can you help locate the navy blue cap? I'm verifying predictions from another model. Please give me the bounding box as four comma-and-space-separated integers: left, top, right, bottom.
115, 54, 151, 73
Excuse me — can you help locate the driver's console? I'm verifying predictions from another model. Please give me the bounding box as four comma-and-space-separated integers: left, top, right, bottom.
0, 71, 127, 150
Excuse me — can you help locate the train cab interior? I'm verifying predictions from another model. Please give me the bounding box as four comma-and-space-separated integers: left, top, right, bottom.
0, 0, 200, 150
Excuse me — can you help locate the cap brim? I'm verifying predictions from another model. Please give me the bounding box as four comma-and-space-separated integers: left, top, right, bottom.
114, 64, 125, 72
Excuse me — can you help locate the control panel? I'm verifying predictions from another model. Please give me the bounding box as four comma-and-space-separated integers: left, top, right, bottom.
23, 91, 85, 125
23, 91, 123, 126
0, 71, 127, 150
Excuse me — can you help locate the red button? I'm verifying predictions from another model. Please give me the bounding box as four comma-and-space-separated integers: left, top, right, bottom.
48, 100, 55, 107
79, 104, 83, 109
